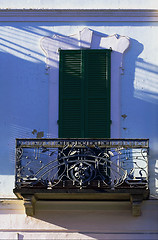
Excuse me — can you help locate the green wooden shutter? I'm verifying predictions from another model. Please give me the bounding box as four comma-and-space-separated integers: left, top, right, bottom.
59, 49, 111, 138
84, 50, 111, 138
59, 50, 83, 138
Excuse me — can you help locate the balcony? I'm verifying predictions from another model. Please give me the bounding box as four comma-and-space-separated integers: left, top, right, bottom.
13, 138, 149, 216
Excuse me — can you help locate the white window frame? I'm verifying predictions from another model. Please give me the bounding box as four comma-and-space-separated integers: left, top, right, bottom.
41, 28, 130, 138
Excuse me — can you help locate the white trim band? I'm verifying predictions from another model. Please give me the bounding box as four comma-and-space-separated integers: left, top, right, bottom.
0, 9, 158, 22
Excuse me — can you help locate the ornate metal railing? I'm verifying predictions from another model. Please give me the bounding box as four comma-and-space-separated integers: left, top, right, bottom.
15, 138, 149, 190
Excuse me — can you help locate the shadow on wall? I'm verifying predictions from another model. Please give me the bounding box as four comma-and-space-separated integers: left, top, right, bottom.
0, 27, 109, 176
122, 37, 158, 137
121, 37, 158, 196
26, 201, 158, 239
0, 25, 87, 176
0, 51, 48, 175
0, 27, 100, 175
134, 57, 158, 197
135, 58, 158, 105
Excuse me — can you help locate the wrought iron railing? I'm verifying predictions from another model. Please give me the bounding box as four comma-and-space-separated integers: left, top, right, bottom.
15, 138, 149, 190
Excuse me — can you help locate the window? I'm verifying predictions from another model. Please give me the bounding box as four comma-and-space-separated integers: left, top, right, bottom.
59, 49, 111, 138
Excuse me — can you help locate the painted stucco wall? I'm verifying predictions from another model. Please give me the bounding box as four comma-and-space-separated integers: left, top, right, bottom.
0, 19, 158, 197
0, 0, 158, 9
0, 22, 49, 196
0, 200, 158, 240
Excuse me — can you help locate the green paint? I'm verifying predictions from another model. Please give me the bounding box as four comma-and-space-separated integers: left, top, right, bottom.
59, 49, 111, 138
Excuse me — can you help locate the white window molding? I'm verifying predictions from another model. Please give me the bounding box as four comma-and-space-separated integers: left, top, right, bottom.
41, 27, 130, 138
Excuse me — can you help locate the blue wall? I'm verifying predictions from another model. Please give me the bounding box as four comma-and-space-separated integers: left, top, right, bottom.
0, 21, 158, 195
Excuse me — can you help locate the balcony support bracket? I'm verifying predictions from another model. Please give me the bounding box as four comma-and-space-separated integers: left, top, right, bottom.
130, 194, 143, 216
18, 191, 148, 217
23, 195, 37, 216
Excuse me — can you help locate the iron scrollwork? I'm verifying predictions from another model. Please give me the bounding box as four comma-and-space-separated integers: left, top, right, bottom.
15, 139, 149, 189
